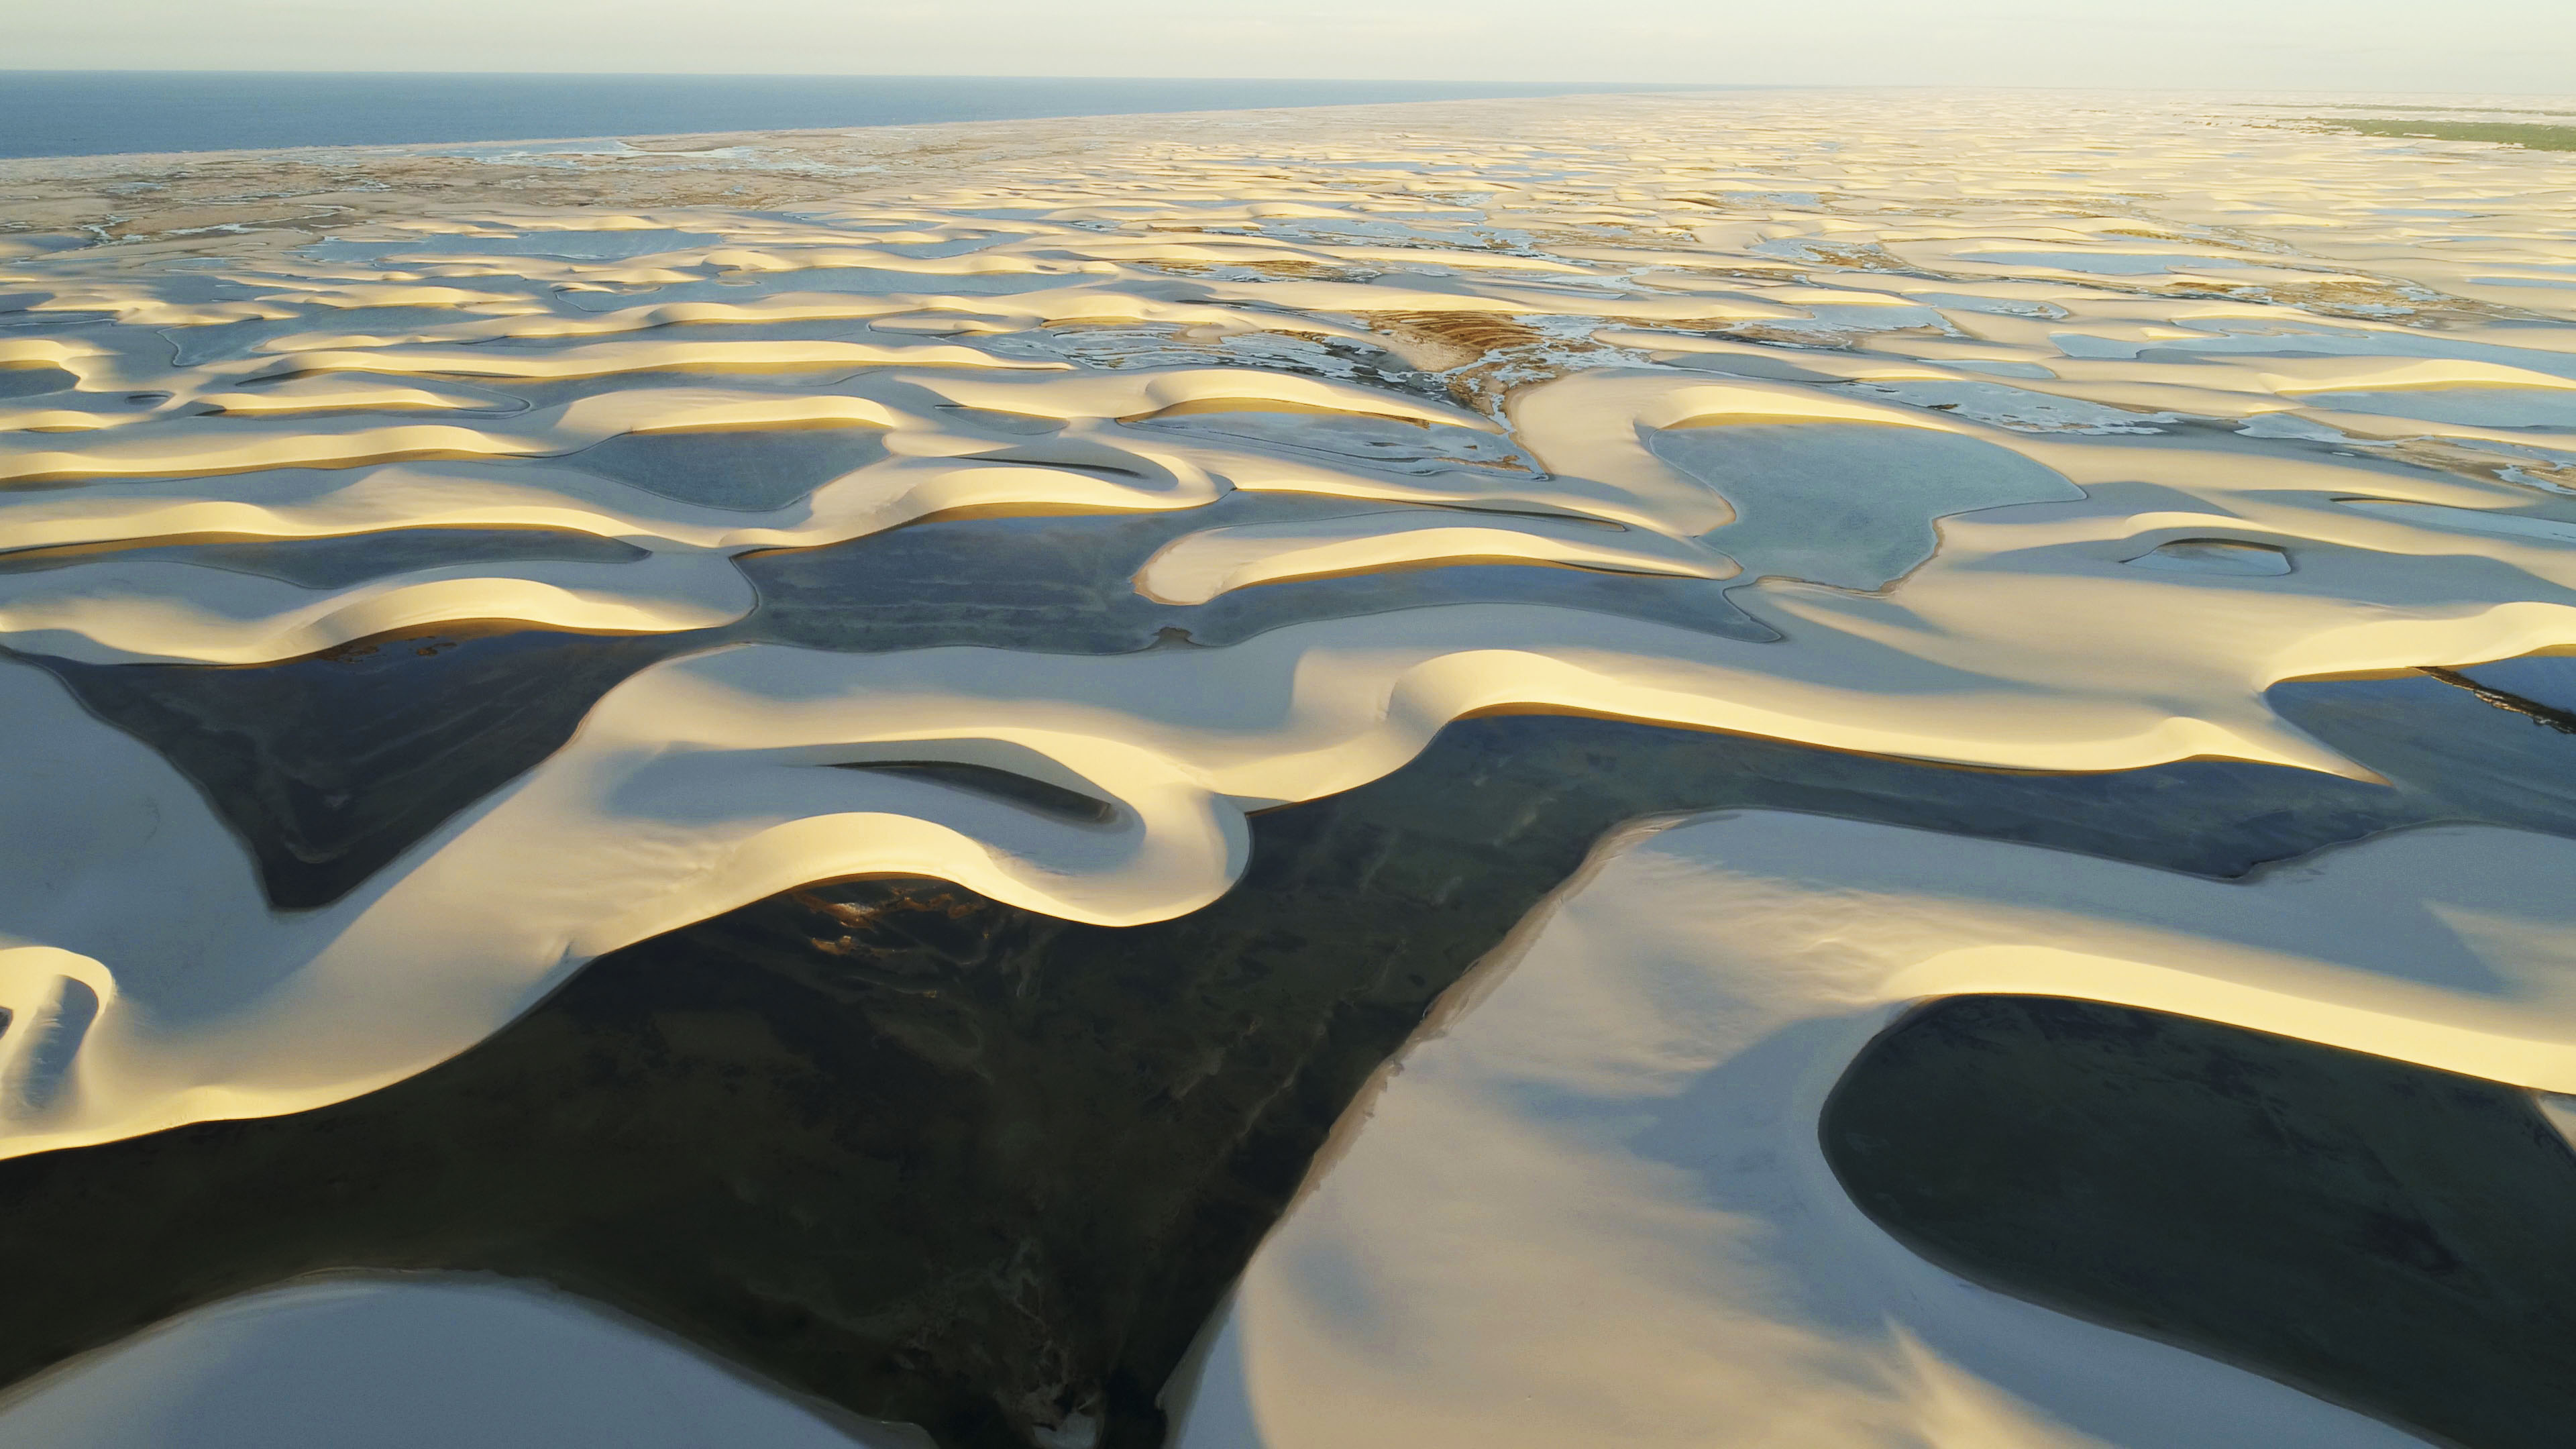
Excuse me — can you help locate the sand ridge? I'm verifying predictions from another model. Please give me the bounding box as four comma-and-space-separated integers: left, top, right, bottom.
5, 89, 2576, 1154
1172, 811, 2575, 1448
0, 94, 2574, 1440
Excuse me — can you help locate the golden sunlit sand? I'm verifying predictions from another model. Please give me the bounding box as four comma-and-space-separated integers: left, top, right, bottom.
3, 87, 2574, 1448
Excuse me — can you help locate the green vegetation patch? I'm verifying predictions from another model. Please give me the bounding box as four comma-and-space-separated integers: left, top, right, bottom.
2305, 118, 2576, 152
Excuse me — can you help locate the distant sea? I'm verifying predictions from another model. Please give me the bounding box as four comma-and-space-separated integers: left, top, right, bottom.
0, 72, 1713, 162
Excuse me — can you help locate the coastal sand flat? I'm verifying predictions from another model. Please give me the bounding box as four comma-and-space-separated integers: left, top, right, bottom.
3, 87, 2575, 1446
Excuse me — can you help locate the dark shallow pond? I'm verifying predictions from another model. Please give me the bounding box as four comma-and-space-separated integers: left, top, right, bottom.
0, 698, 2534, 1448
1825, 994, 2576, 1449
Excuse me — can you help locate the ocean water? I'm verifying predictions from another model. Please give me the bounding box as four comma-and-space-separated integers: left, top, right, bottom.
0, 72, 1707, 161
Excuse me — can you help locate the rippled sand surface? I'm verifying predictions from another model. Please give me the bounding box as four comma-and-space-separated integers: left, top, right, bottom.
3, 89, 2576, 1448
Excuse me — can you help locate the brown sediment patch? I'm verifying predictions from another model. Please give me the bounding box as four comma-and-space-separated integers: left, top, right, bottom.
1709, 322, 1860, 350
1358, 310, 1600, 414
2377, 437, 2576, 494
1242, 259, 1373, 280
1783, 239, 1919, 274
1125, 258, 1218, 278
2077, 271, 2537, 326
1363, 309, 1544, 361
2421, 665, 2576, 735
2255, 276, 2531, 323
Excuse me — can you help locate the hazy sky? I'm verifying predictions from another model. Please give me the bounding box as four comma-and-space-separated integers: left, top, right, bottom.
15, 0, 2573, 95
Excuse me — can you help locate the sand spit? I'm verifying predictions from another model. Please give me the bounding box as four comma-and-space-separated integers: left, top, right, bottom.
1, 87, 2574, 1446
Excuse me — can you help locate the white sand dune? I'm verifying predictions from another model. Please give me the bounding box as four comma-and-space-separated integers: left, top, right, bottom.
1132, 509, 1738, 604
1169, 810, 2576, 1448
0, 552, 751, 664
3, 85, 2575, 1444
0, 1277, 922, 1449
